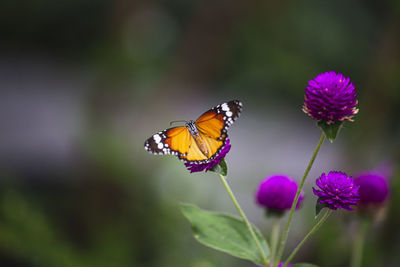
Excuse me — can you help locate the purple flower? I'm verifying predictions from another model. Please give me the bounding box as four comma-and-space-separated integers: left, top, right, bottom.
303, 71, 358, 124
354, 172, 389, 206
313, 171, 360, 210
185, 139, 231, 173
256, 175, 304, 212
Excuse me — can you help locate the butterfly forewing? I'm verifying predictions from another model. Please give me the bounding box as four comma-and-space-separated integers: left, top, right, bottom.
144, 127, 190, 157
195, 100, 243, 140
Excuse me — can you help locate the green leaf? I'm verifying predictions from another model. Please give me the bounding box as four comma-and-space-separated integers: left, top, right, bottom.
315, 200, 327, 218
317, 120, 343, 142
210, 158, 227, 176
292, 264, 320, 267
180, 203, 269, 265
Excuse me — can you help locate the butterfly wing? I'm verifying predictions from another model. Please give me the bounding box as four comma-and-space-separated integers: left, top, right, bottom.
186, 100, 242, 162
195, 100, 243, 140
183, 133, 227, 163
182, 136, 210, 162
144, 127, 191, 158
144, 100, 242, 164
144, 126, 221, 163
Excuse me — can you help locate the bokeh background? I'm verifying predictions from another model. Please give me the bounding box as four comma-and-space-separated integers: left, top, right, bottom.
1, 0, 399, 266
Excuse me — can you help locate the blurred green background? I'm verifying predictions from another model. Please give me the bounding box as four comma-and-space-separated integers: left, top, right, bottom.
0, 0, 399, 266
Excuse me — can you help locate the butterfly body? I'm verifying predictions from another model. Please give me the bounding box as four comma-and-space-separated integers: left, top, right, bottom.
184, 120, 210, 157
144, 100, 242, 164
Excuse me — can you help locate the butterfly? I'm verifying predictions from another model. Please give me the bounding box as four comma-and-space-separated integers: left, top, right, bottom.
144, 100, 243, 164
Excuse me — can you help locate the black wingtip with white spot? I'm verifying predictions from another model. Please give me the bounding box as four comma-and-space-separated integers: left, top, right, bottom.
213, 100, 243, 138
144, 131, 178, 156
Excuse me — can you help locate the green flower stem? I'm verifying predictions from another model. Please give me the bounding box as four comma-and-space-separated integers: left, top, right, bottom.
274, 132, 326, 266
283, 209, 332, 266
269, 217, 281, 265
350, 218, 370, 267
217, 173, 269, 266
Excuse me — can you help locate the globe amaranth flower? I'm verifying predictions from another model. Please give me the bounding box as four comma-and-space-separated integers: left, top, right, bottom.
313, 171, 360, 210
185, 138, 231, 173
303, 71, 359, 124
256, 174, 304, 213
354, 172, 389, 206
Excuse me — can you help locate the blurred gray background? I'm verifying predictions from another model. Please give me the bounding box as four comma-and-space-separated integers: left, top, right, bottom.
0, 0, 399, 266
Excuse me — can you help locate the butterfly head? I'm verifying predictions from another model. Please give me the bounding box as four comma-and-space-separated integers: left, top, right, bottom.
185, 120, 198, 136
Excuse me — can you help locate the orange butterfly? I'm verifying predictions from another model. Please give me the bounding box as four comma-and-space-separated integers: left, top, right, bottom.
144, 100, 242, 163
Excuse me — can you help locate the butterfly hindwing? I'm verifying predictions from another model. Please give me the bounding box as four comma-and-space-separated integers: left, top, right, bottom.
181, 133, 227, 163
183, 136, 208, 162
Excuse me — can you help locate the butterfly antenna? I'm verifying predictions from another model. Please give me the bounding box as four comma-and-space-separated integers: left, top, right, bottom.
170, 120, 187, 126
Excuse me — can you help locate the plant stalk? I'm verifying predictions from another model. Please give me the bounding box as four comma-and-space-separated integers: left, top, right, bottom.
350, 218, 369, 267
217, 173, 269, 266
274, 132, 326, 266
283, 209, 332, 266
269, 217, 281, 265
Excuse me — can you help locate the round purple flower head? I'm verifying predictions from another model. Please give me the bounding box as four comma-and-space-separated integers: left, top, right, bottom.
256, 175, 304, 213
303, 71, 358, 124
313, 171, 360, 210
354, 172, 389, 206
185, 139, 231, 173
